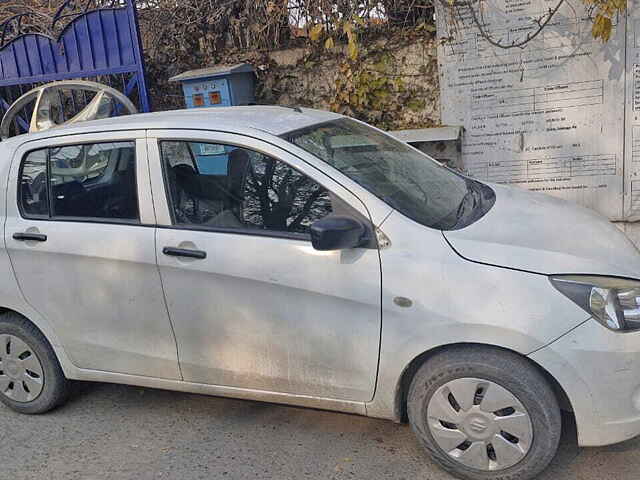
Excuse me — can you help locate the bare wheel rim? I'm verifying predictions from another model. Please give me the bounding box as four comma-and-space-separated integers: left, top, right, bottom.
426, 377, 533, 471
0, 334, 44, 403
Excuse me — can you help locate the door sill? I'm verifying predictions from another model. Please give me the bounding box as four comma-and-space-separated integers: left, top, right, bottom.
71, 368, 367, 415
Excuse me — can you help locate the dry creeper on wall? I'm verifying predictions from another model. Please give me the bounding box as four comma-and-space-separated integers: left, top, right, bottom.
307, 20, 433, 129
329, 55, 429, 130
332, 62, 400, 127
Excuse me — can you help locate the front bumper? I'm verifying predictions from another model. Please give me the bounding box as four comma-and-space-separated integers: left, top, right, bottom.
530, 318, 640, 447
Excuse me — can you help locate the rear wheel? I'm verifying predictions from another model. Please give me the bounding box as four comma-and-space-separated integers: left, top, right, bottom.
0, 312, 70, 414
407, 346, 561, 480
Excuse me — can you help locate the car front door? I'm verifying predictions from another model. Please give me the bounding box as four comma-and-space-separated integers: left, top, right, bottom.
5, 132, 180, 380
148, 131, 381, 402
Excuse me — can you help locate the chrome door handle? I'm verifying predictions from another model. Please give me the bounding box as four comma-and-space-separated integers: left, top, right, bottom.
162, 246, 207, 259
13, 232, 47, 242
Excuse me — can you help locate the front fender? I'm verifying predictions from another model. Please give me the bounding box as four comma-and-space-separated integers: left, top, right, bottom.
365, 211, 590, 420
365, 322, 587, 420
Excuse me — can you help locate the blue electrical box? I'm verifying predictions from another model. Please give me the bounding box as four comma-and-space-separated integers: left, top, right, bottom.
169, 63, 255, 109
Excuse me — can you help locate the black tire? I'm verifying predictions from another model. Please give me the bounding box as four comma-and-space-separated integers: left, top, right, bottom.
407, 346, 561, 480
0, 312, 70, 414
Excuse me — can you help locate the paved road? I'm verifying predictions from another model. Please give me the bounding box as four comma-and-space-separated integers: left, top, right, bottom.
0, 382, 637, 480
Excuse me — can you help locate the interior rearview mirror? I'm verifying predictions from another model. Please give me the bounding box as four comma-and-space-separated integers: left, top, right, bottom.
310, 216, 366, 251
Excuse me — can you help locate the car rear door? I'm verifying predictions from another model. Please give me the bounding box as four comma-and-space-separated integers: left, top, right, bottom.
147, 130, 382, 402
5, 131, 180, 379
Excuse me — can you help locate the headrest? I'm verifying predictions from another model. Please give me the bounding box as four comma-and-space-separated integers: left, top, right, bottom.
229, 148, 249, 163
172, 163, 197, 176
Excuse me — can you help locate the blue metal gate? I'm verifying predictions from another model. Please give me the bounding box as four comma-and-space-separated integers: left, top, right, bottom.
0, 0, 150, 132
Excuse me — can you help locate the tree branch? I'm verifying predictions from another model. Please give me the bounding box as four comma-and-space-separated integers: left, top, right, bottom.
439, 0, 566, 50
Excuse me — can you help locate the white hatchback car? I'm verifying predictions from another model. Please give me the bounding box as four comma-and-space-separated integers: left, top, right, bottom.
0, 106, 639, 480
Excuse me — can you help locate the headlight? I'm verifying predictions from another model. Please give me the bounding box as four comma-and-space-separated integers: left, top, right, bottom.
550, 275, 640, 332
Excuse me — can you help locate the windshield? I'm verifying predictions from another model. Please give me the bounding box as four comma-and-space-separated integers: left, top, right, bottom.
282, 118, 495, 230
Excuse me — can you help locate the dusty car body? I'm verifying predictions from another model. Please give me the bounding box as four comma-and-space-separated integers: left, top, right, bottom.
0, 106, 639, 480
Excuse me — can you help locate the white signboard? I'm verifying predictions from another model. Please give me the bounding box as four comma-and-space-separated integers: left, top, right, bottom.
625, 7, 640, 221
437, 0, 633, 220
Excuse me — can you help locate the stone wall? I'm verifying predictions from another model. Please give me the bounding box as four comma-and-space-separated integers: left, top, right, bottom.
257, 36, 441, 131
152, 33, 441, 132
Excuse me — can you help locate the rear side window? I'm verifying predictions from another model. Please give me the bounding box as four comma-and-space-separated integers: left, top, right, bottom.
19, 141, 139, 222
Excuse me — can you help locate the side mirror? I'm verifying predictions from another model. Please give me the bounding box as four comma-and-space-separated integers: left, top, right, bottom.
310, 216, 366, 251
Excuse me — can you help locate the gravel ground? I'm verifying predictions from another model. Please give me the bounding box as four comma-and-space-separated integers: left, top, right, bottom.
0, 382, 637, 480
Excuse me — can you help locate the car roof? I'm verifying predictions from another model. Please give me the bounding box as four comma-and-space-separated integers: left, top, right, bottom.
1, 106, 343, 148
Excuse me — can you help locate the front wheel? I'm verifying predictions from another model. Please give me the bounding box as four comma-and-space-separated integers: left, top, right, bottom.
407, 346, 561, 480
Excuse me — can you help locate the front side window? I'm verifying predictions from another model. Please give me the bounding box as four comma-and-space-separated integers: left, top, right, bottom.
19, 141, 139, 221
283, 118, 495, 230
160, 141, 332, 236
